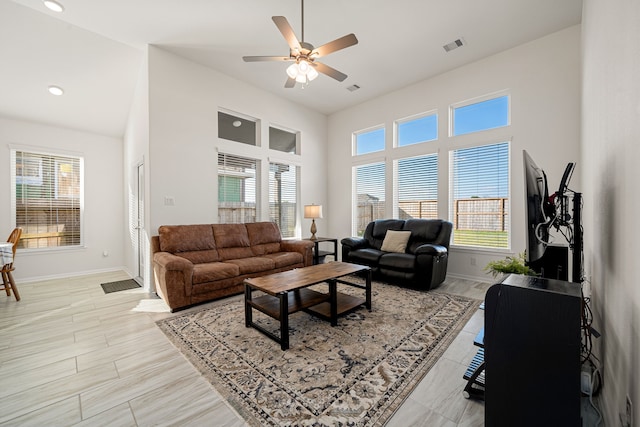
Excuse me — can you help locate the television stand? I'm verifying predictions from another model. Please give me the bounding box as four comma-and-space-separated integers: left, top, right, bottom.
462, 329, 485, 400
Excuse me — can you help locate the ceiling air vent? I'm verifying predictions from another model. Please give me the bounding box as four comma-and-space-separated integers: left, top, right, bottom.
443, 38, 465, 53
347, 84, 361, 92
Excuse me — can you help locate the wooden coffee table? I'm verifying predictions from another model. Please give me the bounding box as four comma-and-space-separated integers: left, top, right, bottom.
244, 261, 371, 350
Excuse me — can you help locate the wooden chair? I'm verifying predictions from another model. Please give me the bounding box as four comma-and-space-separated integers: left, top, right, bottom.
1, 228, 22, 301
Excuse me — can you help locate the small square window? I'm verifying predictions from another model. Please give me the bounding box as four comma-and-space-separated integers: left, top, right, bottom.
355, 127, 385, 155
452, 95, 509, 136
218, 111, 257, 146
269, 127, 298, 154
397, 113, 437, 147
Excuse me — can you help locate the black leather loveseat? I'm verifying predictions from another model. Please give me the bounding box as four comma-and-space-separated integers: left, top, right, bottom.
341, 219, 452, 290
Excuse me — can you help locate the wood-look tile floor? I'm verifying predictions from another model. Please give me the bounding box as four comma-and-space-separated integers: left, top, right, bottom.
0, 271, 491, 426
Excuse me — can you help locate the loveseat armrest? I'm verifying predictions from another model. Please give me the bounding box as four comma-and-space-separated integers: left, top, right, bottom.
341, 237, 369, 250
153, 252, 195, 311
415, 244, 448, 257
341, 237, 369, 262
280, 239, 315, 266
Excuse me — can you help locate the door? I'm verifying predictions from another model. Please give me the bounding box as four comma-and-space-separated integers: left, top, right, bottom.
136, 162, 145, 284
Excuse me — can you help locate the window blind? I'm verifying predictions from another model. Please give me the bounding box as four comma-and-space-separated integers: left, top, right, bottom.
353, 162, 386, 236
397, 154, 438, 219
13, 150, 83, 249
449, 142, 510, 248
217, 153, 258, 224
269, 162, 297, 237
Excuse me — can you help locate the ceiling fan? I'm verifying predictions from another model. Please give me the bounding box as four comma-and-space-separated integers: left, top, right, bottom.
242, 0, 358, 88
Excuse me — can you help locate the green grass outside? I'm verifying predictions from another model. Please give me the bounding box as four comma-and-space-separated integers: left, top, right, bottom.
453, 229, 508, 248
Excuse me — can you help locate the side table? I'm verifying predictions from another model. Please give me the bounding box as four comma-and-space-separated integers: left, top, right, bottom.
306, 237, 338, 265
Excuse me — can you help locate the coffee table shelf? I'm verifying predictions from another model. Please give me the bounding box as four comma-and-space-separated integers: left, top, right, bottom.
248, 289, 331, 320
306, 293, 366, 320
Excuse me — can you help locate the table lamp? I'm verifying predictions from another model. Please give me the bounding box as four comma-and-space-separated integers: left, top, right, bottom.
304, 204, 323, 240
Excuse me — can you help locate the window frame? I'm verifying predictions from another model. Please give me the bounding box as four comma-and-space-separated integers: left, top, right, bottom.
11, 147, 85, 251
448, 140, 511, 250
394, 152, 439, 220
394, 110, 438, 148
449, 92, 511, 137
353, 125, 386, 156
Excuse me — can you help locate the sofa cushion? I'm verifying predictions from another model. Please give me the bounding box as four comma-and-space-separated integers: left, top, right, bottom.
403, 219, 442, 253
379, 253, 416, 271
263, 252, 303, 268
380, 230, 411, 253
192, 262, 240, 284
366, 219, 405, 250
224, 257, 276, 275
158, 225, 219, 262
246, 222, 283, 256
349, 248, 385, 266
177, 250, 220, 265
213, 224, 254, 260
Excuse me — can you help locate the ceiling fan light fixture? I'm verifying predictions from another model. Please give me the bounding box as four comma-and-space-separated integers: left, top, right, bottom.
307, 66, 319, 81
286, 63, 299, 79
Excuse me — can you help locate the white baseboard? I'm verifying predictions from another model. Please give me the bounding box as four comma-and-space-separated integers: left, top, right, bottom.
17, 266, 130, 284
447, 272, 494, 283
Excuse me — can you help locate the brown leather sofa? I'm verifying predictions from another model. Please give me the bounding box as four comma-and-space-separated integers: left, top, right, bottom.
151, 222, 314, 311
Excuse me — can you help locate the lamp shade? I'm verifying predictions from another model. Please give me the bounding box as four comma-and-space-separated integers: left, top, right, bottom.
304, 204, 323, 219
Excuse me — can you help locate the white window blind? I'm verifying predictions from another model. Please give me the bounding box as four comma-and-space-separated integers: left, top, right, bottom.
449, 142, 510, 248
353, 162, 386, 236
12, 150, 83, 249
217, 153, 258, 224
269, 162, 297, 237
397, 154, 438, 219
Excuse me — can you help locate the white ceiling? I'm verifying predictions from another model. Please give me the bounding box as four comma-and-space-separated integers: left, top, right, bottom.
1, 0, 582, 138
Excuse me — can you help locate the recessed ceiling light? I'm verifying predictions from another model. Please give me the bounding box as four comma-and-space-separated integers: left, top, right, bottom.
48, 85, 64, 96
44, 0, 64, 12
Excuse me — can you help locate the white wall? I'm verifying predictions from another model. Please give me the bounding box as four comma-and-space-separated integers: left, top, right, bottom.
327, 26, 581, 281
582, 0, 640, 424
146, 46, 328, 236
0, 116, 124, 281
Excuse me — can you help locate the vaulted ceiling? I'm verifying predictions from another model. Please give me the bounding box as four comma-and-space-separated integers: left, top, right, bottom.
1, 0, 582, 137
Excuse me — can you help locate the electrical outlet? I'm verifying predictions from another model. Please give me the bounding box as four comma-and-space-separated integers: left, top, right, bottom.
470, 257, 477, 266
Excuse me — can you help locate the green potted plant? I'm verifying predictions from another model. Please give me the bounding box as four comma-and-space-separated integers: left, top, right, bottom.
483, 252, 538, 278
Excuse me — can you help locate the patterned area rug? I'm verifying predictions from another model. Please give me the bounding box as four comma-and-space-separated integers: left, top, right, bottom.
156, 278, 480, 426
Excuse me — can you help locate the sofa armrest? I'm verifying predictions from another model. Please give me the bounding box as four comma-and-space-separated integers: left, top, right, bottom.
153, 252, 195, 311
415, 244, 448, 257
341, 237, 369, 250
280, 239, 315, 266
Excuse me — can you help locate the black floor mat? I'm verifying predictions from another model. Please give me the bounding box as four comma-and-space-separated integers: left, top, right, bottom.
101, 279, 141, 294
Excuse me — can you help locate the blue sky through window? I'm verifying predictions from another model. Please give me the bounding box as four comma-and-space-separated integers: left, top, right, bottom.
355, 128, 385, 155
453, 96, 509, 136
398, 114, 437, 146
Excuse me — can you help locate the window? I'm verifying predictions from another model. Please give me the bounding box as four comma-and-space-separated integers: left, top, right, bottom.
269, 162, 297, 237
397, 113, 438, 147
12, 149, 83, 249
217, 153, 258, 223
355, 127, 385, 155
449, 142, 510, 248
218, 111, 257, 146
396, 154, 438, 219
269, 127, 298, 154
353, 162, 385, 236
452, 95, 509, 136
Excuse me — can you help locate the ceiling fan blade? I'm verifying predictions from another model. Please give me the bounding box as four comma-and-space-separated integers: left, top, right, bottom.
243, 55, 293, 62
311, 62, 348, 82
312, 34, 358, 58
284, 77, 296, 88
272, 16, 302, 52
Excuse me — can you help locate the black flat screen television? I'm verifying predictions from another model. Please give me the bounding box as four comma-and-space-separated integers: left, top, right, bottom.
523, 150, 551, 263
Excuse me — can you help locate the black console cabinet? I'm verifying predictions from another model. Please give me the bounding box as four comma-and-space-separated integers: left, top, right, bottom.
484, 274, 582, 427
